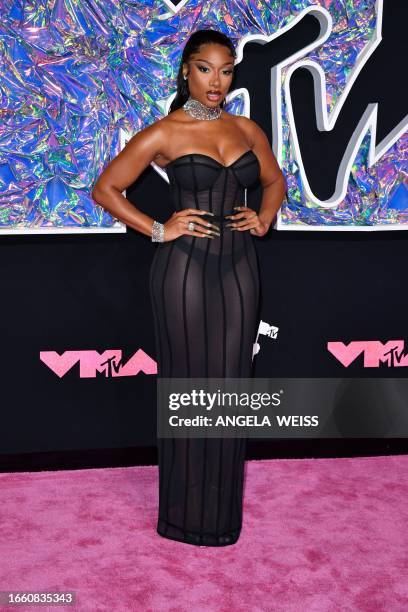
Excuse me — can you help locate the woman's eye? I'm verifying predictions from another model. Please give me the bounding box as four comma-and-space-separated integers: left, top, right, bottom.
197, 66, 233, 75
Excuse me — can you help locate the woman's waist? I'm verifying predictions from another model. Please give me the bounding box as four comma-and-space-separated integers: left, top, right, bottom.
164, 230, 255, 256
201, 210, 235, 223
176, 209, 237, 224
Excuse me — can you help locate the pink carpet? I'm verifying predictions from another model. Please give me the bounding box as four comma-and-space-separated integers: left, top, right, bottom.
0, 455, 407, 611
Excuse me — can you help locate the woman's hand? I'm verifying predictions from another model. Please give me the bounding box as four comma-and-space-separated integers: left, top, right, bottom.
162, 209, 220, 242
225, 206, 271, 238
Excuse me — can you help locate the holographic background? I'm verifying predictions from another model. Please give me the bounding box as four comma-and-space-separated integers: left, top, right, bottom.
0, 0, 406, 231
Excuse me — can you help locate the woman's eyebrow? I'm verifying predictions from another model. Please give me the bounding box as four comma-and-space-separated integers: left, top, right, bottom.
193, 58, 234, 66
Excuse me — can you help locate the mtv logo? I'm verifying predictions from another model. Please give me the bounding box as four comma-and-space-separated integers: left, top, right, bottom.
258, 320, 279, 339
253, 320, 279, 359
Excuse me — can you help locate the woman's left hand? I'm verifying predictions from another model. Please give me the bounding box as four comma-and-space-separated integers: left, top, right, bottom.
225, 206, 270, 237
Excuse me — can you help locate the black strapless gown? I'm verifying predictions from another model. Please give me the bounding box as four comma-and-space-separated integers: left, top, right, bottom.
149, 150, 261, 546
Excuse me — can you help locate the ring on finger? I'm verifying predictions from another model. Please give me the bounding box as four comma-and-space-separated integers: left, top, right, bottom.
188, 221, 195, 231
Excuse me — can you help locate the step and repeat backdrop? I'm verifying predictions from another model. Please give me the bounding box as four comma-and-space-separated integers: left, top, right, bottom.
1, 0, 407, 462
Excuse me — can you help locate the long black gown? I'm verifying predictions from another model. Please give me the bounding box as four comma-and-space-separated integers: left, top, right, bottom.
149, 150, 261, 546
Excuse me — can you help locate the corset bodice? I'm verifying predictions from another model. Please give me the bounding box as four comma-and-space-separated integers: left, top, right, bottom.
165, 150, 260, 219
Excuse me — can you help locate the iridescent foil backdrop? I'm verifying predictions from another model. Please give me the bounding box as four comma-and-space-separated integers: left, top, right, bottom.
0, 0, 406, 230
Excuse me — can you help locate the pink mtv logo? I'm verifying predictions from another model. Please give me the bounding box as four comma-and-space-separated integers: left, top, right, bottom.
327, 340, 408, 368
40, 349, 157, 378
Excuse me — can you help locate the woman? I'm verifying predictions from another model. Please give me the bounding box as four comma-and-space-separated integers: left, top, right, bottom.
92, 29, 286, 547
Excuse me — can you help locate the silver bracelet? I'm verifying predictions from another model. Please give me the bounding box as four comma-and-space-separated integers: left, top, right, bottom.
151, 220, 165, 242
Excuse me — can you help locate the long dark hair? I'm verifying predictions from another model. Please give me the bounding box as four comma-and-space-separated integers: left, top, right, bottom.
168, 29, 236, 114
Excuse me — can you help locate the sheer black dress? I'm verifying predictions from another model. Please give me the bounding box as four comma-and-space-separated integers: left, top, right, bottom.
149, 150, 261, 546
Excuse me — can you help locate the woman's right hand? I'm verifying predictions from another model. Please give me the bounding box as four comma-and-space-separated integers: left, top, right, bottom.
163, 209, 220, 242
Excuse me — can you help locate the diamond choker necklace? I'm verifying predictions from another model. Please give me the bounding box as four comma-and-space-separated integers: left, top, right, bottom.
183, 96, 222, 120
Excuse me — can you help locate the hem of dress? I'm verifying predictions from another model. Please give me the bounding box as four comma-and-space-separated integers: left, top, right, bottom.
156, 520, 241, 547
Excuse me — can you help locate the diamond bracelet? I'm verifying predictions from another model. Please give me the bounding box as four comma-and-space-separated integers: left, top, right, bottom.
151, 220, 165, 242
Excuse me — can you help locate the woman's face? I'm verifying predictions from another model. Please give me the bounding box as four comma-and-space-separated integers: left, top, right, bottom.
182, 43, 235, 107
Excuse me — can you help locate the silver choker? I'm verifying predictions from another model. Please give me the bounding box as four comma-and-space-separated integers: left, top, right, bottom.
183, 96, 222, 120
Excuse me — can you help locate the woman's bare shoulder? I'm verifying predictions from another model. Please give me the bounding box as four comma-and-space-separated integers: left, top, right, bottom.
231, 113, 260, 134
143, 109, 189, 143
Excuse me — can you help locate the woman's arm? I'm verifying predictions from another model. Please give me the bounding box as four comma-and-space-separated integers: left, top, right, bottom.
91, 120, 166, 237
242, 117, 287, 230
